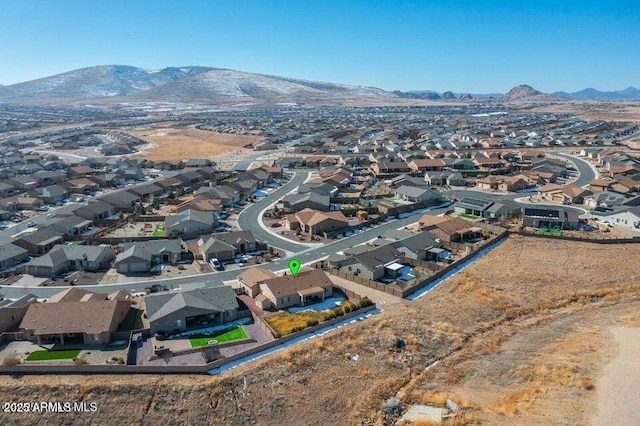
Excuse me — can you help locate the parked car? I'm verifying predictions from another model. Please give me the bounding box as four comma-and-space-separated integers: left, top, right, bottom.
209, 258, 224, 271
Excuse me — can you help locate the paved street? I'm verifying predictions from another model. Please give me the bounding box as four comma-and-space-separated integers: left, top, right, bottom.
0, 155, 598, 299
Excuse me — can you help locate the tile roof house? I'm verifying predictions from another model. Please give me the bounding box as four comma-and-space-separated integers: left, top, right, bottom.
237, 267, 278, 297
257, 269, 334, 310
145, 285, 239, 334
418, 216, 482, 242
283, 208, 350, 235
20, 288, 131, 345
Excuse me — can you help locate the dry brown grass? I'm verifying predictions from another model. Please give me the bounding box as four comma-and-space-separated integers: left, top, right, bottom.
2, 237, 640, 426
124, 123, 262, 161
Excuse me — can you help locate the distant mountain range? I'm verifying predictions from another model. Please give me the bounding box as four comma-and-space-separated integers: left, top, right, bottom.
0, 65, 637, 106
552, 87, 640, 101
0, 65, 393, 106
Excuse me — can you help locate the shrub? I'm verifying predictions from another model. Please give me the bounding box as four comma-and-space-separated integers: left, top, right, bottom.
358, 297, 374, 309
117, 357, 125, 365
2, 357, 21, 367
306, 319, 319, 327
73, 357, 88, 365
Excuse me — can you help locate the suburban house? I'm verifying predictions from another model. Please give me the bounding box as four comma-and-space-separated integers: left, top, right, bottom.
407, 158, 446, 173
194, 186, 240, 207
418, 216, 483, 243
538, 184, 593, 204
424, 171, 466, 187
0, 293, 37, 333
49, 215, 93, 237
476, 175, 534, 192
25, 244, 115, 277
165, 209, 217, 237
197, 230, 258, 261
590, 206, 640, 230
391, 231, 450, 261
101, 191, 140, 213
115, 239, 184, 273
521, 207, 580, 230
256, 269, 334, 310
329, 245, 403, 281
74, 200, 115, 221
20, 288, 131, 345
454, 197, 521, 220
13, 228, 64, 256
0, 243, 30, 272
176, 195, 223, 214
394, 185, 442, 203
237, 267, 278, 297
283, 208, 350, 235
282, 192, 331, 212
589, 179, 616, 193
145, 285, 239, 334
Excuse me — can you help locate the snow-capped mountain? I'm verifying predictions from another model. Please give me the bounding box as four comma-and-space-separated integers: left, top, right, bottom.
0, 65, 213, 101
0, 65, 394, 106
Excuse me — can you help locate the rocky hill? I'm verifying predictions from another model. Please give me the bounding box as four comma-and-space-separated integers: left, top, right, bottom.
502, 84, 565, 102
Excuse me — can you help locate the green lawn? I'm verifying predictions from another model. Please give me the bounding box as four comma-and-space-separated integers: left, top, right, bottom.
460, 213, 480, 219
189, 326, 248, 348
26, 349, 81, 361
152, 230, 167, 237
537, 228, 562, 237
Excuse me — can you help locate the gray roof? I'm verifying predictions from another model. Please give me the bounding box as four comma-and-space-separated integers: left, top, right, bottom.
214, 230, 257, 247
456, 197, 494, 211
26, 244, 114, 268
121, 239, 183, 255
392, 231, 439, 254
0, 243, 28, 263
283, 192, 330, 207
350, 245, 402, 271
166, 209, 215, 228
145, 285, 238, 323
0, 293, 37, 309
115, 245, 153, 263
395, 185, 432, 198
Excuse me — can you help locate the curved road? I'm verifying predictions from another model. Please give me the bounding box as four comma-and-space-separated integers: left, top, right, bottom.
0, 155, 597, 299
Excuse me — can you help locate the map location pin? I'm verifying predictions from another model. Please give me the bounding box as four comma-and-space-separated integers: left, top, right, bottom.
288, 259, 301, 277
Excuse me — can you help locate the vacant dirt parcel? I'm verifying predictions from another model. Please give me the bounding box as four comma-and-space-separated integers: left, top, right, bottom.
125, 124, 262, 161
1, 236, 640, 425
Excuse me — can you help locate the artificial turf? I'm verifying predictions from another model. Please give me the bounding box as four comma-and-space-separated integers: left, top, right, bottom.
25, 349, 81, 361
189, 326, 248, 348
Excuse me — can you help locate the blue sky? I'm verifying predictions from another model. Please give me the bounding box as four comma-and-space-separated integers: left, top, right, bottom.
1, 0, 638, 92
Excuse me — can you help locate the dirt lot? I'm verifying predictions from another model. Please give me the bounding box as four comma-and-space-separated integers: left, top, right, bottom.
2, 236, 640, 425
125, 123, 263, 161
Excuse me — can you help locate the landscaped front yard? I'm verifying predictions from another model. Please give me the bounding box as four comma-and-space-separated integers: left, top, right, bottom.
189, 326, 248, 348
25, 349, 81, 361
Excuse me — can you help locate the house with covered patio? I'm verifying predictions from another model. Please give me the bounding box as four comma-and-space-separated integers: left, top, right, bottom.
256, 269, 334, 310
145, 285, 239, 335
19, 288, 131, 346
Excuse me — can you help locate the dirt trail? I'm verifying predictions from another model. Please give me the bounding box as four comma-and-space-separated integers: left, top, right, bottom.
593, 327, 640, 426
